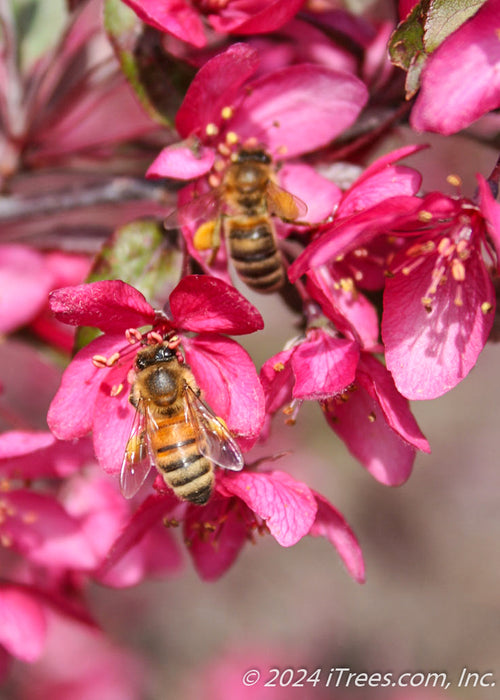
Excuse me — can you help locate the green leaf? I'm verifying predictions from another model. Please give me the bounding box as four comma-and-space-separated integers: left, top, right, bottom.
103, 0, 195, 128
389, 0, 487, 100
424, 0, 486, 53
74, 218, 183, 351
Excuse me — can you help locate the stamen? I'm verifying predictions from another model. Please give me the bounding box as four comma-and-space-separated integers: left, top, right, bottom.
92, 355, 108, 369
205, 123, 219, 136
221, 106, 233, 120
110, 384, 124, 397
225, 131, 238, 145
481, 301, 493, 314
418, 210, 433, 223
126, 328, 143, 344
447, 174, 462, 188
208, 173, 221, 189
367, 412, 376, 423
282, 398, 303, 426
451, 258, 466, 282
106, 352, 120, 367
273, 362, 285, 372
147, 331, 164, 345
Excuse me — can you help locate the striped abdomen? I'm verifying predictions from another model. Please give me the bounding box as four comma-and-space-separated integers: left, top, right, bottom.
227, 216, 285, 293
150, 414, 214, 505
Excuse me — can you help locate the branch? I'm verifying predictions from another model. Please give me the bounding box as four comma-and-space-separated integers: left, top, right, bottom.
0, 177, 176, 223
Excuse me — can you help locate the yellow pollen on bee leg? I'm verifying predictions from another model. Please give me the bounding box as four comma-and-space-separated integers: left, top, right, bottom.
481, 301, 493, 314
194, 220, 217, 251
447, 174, 462, 188
205, 123, 219, 136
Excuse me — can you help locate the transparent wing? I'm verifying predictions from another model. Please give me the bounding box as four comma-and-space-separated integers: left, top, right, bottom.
119, 401, 156, 499
165, 187, 225, 231
266, 180, 308, 220
183, 385, 244, 471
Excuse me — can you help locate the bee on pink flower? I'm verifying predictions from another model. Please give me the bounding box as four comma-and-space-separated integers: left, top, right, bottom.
47, 275, 266, 492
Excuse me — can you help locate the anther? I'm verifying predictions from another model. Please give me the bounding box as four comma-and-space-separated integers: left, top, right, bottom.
447, 174, 462, 188
106, 352, 120, 367
418, 210, 433, 222
225, 131, 238, 145
221, 106, 233, 120
205, 123, 219, 136
126, 328, 143, 344
481, 301, 493, 314
92, 355, 108, 369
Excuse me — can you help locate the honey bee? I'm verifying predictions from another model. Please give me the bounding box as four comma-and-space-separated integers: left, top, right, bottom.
120, 343, 244, 505
175, 147, 307, 294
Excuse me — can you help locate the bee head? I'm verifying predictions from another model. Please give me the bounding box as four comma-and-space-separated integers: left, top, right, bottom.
135, 344, 176, 371
235, 148, 271, 165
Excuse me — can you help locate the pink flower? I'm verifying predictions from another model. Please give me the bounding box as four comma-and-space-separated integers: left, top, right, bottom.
382, 177, 499, 399
0, 586, 47, 664
0, 246, 90, 350
7, 610, 146, 700
147, 43, 367, 279
97, 463, 365, 583
48, 276, 265, 478
288, 145, 425, 284
121, 0, 306, 48
410, 0, 500, 135
261, 329, 429, 486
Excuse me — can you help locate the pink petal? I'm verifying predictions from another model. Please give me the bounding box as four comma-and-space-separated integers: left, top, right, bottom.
183, 334, 265, 449
383, 250, 495, 399
96, 493, 178, 582
222, 469, 317, 546
0, 245, 53, 334
260, 348, 295, 414
0, 432, 94, 479
277, 162, 342, 223
410, 0, 500, 134
122, 0, 206, 47
353, 144, 427, 187
357, 354, 430, 452
324, 381, 416, 486
209, 0, 305, 35
92, 361, 136, 476
291, 332, 359, 400
306, 268, 380, 350
185, 495, 248, 581
146, 141, 215, 180
3, 490, 98, 569
288, 196, 421, 282
47, 334, 125, 440
175, 44, 259, 137
231, 64, 368, 158
309, 493, 365, 583
0, 587, 47, 662
477, 174, 500, 268
338, 165, 423, 217
170, 275, 263, 334
49, 280, 155, 333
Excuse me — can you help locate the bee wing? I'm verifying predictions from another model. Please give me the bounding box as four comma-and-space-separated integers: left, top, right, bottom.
120, 401, 156, 499
164, 188, 224, 231
183, 385, 244, 471
266, 180, 308, 221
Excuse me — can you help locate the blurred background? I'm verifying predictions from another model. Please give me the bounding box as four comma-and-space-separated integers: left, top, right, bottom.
2, 0, 500, 698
